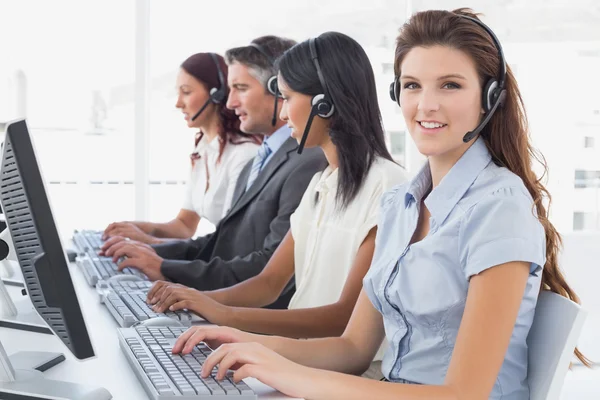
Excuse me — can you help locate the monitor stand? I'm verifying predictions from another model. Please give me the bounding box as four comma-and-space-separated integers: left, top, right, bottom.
0, 276, 52, 335
0, 226, 25, 288
0, 226, 49, 334
1, 260, 24, 288
0, 339, 112, 399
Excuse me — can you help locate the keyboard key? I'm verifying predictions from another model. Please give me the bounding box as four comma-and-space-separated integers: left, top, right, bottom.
180, 387, 196, 395
157, 387, 174, 395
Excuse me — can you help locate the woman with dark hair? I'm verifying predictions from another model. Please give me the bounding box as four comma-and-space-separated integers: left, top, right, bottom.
145, 32, 406, 377
163, 9, 589, 400
102, 53, 260, 244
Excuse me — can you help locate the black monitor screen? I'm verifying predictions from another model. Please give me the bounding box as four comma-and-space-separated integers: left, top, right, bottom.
0, 119, 94, 360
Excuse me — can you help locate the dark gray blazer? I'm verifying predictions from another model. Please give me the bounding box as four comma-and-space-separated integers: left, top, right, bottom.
153, 137, 327, 309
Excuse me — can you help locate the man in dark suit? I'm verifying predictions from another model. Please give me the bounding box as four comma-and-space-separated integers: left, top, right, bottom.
101, 36, 327, 309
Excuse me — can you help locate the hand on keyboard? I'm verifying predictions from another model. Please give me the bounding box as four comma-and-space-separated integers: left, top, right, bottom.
102, 241, 166, 281
172, 326, 256, 355
200, 341, 310, 399
121, 326, 258, 398
103, 221, 157, 244
146, 281, 228, 324
171, 326, 310, 396
100, 235, 154, 257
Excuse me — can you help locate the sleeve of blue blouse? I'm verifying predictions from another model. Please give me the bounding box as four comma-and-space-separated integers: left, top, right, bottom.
458, 187, 546, 280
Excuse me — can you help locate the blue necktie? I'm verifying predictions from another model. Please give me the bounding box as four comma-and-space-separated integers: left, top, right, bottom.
246, 142, 272, 191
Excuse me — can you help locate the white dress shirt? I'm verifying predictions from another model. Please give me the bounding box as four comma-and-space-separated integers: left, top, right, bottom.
182, 136, 259, 225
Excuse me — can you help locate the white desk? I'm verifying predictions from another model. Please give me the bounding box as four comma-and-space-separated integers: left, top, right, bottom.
0, 260, 300, 400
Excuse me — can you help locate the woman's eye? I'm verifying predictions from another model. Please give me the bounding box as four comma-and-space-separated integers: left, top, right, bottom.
403, 82, 419, 90
442, 82, 461, 89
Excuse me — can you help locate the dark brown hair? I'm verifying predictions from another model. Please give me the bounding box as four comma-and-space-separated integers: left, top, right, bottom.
394, 8, 590, 366
181, 53, 261, 164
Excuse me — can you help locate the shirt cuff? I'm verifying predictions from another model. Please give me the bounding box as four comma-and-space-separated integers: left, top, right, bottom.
160, 259, 194, 283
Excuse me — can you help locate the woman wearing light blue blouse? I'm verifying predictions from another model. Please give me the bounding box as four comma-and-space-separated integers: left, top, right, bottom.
168, 9, 589, 399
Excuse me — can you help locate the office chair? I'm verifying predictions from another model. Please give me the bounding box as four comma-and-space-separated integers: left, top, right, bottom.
527, 290, 587, 400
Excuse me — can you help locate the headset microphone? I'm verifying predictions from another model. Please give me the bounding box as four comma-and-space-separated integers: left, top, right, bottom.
190, 53, 226, 123
271, 86, 279, 126
462, 90, 506, 142
190, 97, 212, 122
297, 107, 320, 155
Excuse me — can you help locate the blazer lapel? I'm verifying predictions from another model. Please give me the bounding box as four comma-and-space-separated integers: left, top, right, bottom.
224, 138, 298, 220
227, 161, 252, 212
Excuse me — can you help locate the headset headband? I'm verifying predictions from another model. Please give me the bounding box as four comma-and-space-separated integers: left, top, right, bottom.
308, 38, 332, 105
249, 43, 275, 66
459, 15, 506, 88
209, 52, 225, 91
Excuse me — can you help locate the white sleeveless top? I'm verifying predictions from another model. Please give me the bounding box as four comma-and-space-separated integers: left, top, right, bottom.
289, 157, 407, 309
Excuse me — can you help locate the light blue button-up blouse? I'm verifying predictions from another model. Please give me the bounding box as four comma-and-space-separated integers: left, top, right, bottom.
363, 138, 546, 399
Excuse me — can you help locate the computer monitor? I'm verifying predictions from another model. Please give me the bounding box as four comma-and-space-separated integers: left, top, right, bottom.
0, 119, 110, 399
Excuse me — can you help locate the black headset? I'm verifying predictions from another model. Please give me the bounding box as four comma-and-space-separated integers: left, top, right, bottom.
308, 38, 335, 119
191, 52, 227, 122
248, 43, 279, 96
297, 37, 336, 154
249, 42, 281, 126
388, 15, 507, 143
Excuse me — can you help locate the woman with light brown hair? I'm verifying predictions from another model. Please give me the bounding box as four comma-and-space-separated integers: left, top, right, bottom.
166, 9, 589, 399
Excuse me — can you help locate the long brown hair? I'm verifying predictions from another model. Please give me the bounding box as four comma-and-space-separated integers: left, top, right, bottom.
394, 8, 590, 366
181, 53, 261, 165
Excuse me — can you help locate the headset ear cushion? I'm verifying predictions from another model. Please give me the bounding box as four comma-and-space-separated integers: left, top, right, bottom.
209, 87, 225, 104
267, 76, 279, 96
312, 94, 334, 118
389, 81, 397, 102
389, 78, 400, 105
482, 79, 499, 113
